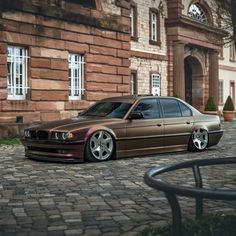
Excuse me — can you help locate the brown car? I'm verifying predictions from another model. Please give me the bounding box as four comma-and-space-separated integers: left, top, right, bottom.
21, 96, 223, 162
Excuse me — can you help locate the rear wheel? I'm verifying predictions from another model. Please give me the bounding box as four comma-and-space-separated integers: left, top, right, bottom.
85, 130, 114, 162
189, 128, 208, 151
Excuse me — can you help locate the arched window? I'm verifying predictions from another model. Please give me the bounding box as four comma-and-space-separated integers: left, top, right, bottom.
188, 3, 207, 23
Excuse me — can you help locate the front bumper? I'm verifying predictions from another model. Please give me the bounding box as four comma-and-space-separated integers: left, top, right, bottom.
21, 138, 85, 163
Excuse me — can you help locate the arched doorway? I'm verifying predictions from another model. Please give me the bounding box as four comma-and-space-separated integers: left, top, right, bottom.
184, 56, 204, 110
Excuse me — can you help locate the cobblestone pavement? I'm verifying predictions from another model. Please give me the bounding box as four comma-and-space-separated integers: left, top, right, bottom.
0, 121, 236, 236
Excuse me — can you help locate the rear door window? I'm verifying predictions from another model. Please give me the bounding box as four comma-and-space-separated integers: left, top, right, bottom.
179, 102, 192, 117
160, 99, 182, 118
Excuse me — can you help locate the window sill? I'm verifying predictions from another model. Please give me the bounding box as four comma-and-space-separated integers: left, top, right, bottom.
7, 97, 26, 101
229, 59, 236, 63
149, 40, 161, 46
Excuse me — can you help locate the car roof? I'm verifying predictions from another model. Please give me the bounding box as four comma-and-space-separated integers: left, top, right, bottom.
102, 95, 179, 103
101, 95, 201, 115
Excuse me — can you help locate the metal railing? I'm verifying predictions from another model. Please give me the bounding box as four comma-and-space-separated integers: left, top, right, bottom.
144, 157, 236, 236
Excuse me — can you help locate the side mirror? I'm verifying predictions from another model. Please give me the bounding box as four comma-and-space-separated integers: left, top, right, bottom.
128, 112, 143, 120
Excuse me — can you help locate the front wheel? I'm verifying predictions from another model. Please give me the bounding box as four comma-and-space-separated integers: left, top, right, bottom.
85, 130, 114, 162
189, 128, 208, 151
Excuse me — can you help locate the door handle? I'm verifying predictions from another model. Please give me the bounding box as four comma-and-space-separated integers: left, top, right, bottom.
157, 123, 162, 127
186, 121, 191, 124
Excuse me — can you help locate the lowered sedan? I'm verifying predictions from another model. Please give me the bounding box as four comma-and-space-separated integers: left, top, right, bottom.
21, 96, 223, 162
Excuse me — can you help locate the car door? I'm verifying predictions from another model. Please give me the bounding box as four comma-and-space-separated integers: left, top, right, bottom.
125, 98, 164, 152
159, 98, 194, 147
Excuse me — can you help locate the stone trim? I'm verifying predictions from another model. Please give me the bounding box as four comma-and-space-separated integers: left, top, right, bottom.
131, 50, 167, 61
219, 64, 236, 72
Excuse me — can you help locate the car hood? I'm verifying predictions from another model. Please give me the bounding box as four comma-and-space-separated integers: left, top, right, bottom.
29, 116, 124, 132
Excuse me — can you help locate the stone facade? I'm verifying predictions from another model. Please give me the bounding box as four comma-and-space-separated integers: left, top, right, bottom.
130, 0, 168, 96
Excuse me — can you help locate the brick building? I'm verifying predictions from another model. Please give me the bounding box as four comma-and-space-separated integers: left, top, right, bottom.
0, 0, 235, 137
0, 0, 131, 137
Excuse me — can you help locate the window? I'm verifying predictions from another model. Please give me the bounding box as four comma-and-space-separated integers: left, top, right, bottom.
179, 102, 192, 117
7, 46, 28, 100
130, 2, 138, 40
219, 80, 224, 105
134, 99, 160, 119
130, 71, 137, 95
151, 74, 161, 96
160, 99, 182, 118
68, 54, 85, 100
149, 9, 160, 45
67, 0, 96, 9
230, 41, 236, 61
188, 4, 207, 23
82, 102, 132, 119
219, 46, 224, 59
230, 81, 235, 105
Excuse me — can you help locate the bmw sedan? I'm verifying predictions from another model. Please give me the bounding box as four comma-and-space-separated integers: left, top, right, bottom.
21, 96, 223, 162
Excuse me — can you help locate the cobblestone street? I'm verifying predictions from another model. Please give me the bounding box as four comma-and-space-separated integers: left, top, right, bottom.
0, 121, 235, 236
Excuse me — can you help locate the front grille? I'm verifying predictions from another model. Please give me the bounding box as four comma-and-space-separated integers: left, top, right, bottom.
38, 131, 49, 140
28, 130, 49, 140
29, 130, 37, 139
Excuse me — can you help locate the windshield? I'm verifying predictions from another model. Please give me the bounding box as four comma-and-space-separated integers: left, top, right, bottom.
81, 102, 132, 118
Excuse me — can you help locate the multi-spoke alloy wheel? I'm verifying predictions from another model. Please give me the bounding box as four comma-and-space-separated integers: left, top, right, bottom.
86, 130, 114, 161
189, 128, 208, 151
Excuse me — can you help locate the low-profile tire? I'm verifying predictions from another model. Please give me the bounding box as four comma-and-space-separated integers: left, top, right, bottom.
188, 128, 209, 152
85, 130, 114, 162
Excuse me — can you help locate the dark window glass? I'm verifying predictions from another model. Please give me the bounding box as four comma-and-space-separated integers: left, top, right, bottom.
67, 0, 96, 9
179, 102, 192, 116
160, 99, 182, 118
134, 99, 160, 119
81, 102, 132, 118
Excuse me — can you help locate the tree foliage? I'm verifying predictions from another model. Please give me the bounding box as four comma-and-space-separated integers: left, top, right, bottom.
214, 0, 236, 45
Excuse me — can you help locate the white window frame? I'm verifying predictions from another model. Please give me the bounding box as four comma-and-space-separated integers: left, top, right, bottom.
130, 72, 137, 95
151, 12, 157, 42
130, 6, 135, 37
151, 74, 161, 96
7, 46, 29, 100
219, 80, 223, 105
230, 41, 236, 61
68, 54, 85, 100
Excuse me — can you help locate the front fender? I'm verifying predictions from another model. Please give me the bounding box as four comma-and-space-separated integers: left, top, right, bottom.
84, 126, 117, 143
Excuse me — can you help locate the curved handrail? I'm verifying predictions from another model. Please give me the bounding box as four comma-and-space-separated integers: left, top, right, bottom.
144, 157, 236, 236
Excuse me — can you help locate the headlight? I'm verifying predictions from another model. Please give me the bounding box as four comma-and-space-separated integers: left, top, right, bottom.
24, 130, 30, 138
51, 132, 75, 140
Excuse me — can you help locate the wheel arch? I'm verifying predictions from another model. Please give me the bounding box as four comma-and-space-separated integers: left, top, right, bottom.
84, 125, 117, 143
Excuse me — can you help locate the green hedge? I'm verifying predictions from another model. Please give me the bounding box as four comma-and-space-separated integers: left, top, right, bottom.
0, 138, 21, 145
204, 97, 217, 111
223, 96, 235, 111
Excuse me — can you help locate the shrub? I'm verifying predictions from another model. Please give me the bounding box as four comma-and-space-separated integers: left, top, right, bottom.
204, 97, 217, 111
0, 138, 20, 145
223, 96, 235, 111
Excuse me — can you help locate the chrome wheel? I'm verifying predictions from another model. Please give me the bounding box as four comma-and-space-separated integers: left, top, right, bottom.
89, 131, 114, 161
192, 129, 208, 150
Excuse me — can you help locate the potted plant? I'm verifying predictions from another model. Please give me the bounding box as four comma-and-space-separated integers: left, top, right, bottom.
204, 97, 218, 115
223, 95, 235, 121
